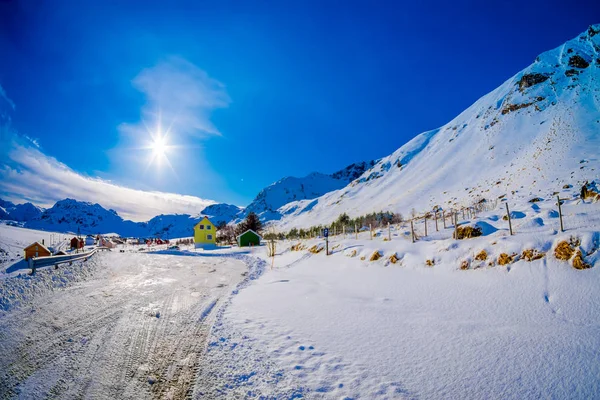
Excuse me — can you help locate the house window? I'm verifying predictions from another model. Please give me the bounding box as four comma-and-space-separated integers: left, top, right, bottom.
199, 225, 204, 230
207, 234, 213, 240
206, 225, 211, 230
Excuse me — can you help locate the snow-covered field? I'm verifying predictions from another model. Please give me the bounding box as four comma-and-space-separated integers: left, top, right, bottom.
1, 193, 599, 399
197, 198, 600, 398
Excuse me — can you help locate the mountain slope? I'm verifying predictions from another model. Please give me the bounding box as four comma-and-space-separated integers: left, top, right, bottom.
0, 198, 44, 222
21, 198, 241, 238
274, 25, 600, 230
240, 161, 374, 221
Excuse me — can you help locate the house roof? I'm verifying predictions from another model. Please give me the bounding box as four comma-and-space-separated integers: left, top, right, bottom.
24, 241, 51, 254
236, 229, 263, 240
194, 216, 214, 227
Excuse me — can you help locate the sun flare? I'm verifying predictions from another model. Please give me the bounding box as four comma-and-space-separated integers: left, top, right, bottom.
151, 135, 167, 158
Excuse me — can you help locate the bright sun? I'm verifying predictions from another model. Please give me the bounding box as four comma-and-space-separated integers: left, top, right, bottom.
151, 136, 167, 158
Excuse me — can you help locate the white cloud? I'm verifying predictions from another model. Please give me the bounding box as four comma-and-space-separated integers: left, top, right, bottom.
119, 56, 231, 139
0, 139, 216, 221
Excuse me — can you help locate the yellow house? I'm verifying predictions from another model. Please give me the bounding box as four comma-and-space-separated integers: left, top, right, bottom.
194, 216, 217, 248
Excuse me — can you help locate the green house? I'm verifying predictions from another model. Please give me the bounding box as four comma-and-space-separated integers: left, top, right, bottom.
237, 229, 262, 247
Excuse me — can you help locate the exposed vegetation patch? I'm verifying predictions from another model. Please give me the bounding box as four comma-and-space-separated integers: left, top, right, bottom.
568, 55, 590, 69
581, 181, 600, 202
460, 260, 470, 270
290, 243, 305, 251
501, 97, 545, 115
517, 73, 549, 92
475, 250, 488, 261
389, 253, 399, 264
572, 250, 591, 270
554, 240, 575, 261
453, 225, 483, 240
347, 249, 357, 258
498, 253, 515, 266
529, 197, 543, 203
522, 249, 545, 261
425, 259, 435, 267
565, 69, 580, 77
308, 245, 324, 254
370, 251, 382, 261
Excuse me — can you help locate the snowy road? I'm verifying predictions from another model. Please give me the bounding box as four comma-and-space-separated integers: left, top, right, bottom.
0, 251, 246, 399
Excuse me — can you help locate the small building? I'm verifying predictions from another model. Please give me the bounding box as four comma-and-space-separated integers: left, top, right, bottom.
70, 237, 84, 250
194, 216, 216, 248
237, 229, 262, 247
85, 235, 95, 246
24, 242, 52, 260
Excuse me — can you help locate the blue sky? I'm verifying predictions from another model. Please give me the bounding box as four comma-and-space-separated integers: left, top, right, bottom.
0, 0, 598, 220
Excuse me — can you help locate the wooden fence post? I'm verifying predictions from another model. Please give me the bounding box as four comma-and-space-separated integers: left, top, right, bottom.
505, 203, 513, 235
557, 195, 564, 232
411, 220, 415, 243
355, 224, 358, 240
454, 212, 458, 239
370, 224, 373, 240
388, 222, 391, 241
442, 210, 446, 229
424, 216, 428, 236
435, 211, 439, 231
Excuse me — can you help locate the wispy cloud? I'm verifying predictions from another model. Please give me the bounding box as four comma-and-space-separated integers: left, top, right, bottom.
119, 56, 231, 139
0, 133, 216, 221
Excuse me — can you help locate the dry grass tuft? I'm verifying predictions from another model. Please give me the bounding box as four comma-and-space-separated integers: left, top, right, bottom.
572, 250, 591, 270
389, 253, 399, 264
370, 251, 382, 261
498, 253, 515, 265
308, 245, 323, 254
360, 256, 366, 261
522, 249, 545, 261
453, 225, 483, 240
290, 243, 305, 251
475, 250, 488, 261
460, 260, 469, 270
554, 241, 575, 261
425, 259, 435, 267
346, 249, 357, 258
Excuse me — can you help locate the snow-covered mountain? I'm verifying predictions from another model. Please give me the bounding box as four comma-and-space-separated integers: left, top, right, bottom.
25, 198, 144, 236
18, 198, 241, 238
239, 161, 374, 221
274, 24, 600, 230
0, 198, 44, 222
200, 203, 242, 226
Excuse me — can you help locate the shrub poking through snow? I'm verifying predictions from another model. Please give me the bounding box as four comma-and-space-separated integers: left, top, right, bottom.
389, 253, 399, 264
475, 250, 488, 261
498, 253, 515, 265
522, 249, 545, 261
346, 249, 357, 257
529, 197, 543, 203
554, 241, 575, 261
308, 244, 323, 254
454, 225, 483, 239
425, 259, 435, 267
580, 181, 600, 202
290, 243, 304, 251
460, 260, 469, 270
370, 251, 382, 261
572, 250, 591, 270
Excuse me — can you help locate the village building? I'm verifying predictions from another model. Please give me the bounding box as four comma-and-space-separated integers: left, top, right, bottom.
70, 237, 84, 250
236, 229, 262, 247
24, 242, 52, 260
85, 235, 95, 246
193, 216, 216, 248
